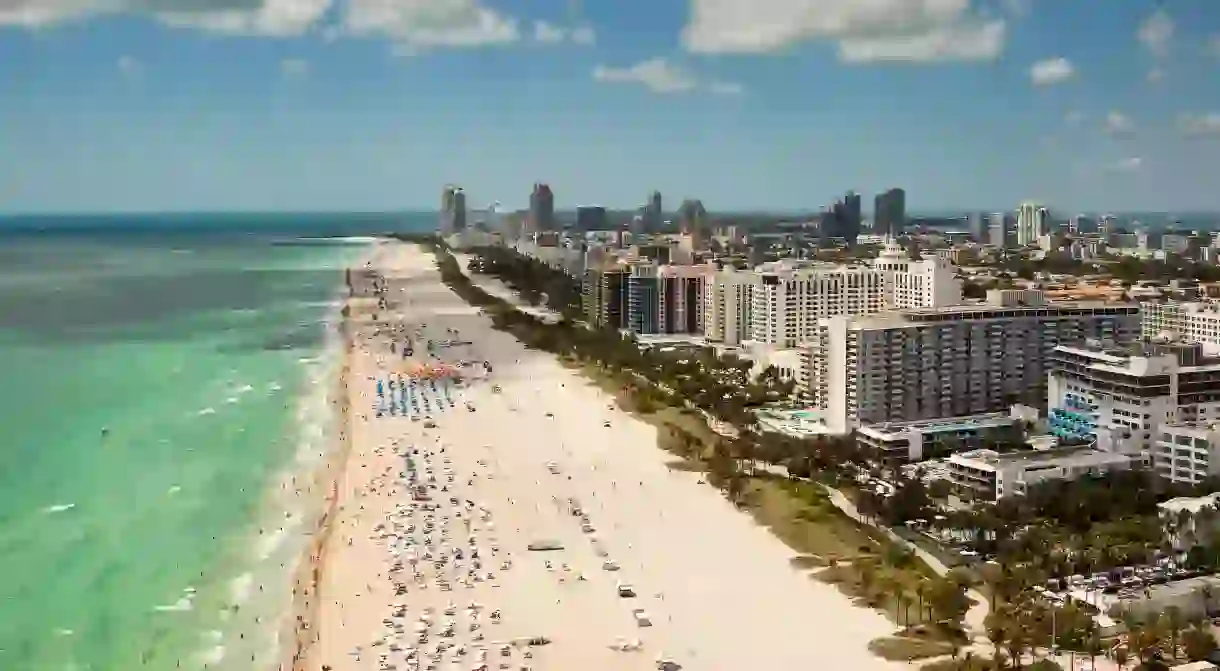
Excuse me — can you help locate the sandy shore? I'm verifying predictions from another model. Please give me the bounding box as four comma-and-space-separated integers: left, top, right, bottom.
297, 240, 905, 671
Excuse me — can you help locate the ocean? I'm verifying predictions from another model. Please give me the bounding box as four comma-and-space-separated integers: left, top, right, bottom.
0, 213, 432, 671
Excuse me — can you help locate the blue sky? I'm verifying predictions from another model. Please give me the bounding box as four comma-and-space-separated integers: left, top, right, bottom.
2, 0, 1220, 214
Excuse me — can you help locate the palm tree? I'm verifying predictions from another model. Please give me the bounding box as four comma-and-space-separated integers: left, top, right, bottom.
1182, 622, 1218, 661
1165, 606, 1185, 661
1004, 623, 1029, 669
858, 559, 878, 597
1085, 629, 1103, 671
877, 573, 900, 612
986, 613, 1009, 667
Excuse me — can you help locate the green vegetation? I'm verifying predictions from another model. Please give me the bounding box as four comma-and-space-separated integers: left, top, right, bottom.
868, 635, 957, 662
938, 470, 1220, 576
922, 657, 1064, 671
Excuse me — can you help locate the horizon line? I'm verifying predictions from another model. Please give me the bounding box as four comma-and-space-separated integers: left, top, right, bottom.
1, 208, 1216, 219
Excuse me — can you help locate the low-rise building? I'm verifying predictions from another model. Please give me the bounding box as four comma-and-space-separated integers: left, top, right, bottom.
1159, 493, 1220, 550
855, 412, 1025, 463
947, 445, 1135, 501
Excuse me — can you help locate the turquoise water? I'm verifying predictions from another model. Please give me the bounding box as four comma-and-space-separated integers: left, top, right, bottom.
0, 228, 383, 671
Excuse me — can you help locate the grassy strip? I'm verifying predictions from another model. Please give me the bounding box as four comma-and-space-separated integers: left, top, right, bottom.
869, 636, 957, 662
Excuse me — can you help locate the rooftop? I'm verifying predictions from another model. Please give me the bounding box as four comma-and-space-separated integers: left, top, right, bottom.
949, 445, 1125, 472
1158, 492, 1220, 515
858, 412, 1015, 439
901, 299, 1133, 318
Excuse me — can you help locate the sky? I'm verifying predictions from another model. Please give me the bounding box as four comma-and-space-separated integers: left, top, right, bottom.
2, 0, 1220, 215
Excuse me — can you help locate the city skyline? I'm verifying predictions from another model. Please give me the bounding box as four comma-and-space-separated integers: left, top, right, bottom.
3, 1, 1220, 214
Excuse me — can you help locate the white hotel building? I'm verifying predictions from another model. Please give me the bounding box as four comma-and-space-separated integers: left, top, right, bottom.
1142, 300, 1220, 350
1048, 339, 1220, 479
703, 241, 962, 348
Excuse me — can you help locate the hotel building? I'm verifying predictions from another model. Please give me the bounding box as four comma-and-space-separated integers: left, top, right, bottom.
703, 241, 962, 348
1142, 300, 1220, 349
805, 290, 1140, 434
1048, 339, 1220, 459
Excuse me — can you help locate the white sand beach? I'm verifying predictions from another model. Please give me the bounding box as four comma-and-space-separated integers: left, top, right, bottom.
298, 240, 904, 671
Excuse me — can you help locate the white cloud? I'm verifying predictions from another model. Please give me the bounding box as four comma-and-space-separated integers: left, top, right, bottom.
1000, 0, 1030, 17
593, 58, 698, 93
708, 81, 743, 95
1137, 9, 1174, 59
1065, 110, 1085, 125
156, 0, 330, 36
1179, 113, 1220, 136
531, 19, 594, 45
280, 58, 309, 78
1029, 57, 1074, 86
1147, 67, 1165, 84
1104, 110, 1134, 134
1109, 157, 1143, 172
680, 0, 1006, 63
343, 0, 519, 49
592, 58, 741, 95
532, 20, 565, 43
0, 0, 527, 48
117, 55, 141, 77
570, 25, 594, 45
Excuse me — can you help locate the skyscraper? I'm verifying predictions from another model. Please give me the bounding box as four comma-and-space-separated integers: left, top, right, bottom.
529, 183, 556, 232
968, 212, 986, 242
1016, 202, 1048, 246
452, 188, 467, 233
440, 185, 457, 234
873, 188, 906, 238
988, 213, 1009, 251
823, 191, 863, 245
645, 190, 663, 229
575, 205, 608, 230
678, 199, 708, 249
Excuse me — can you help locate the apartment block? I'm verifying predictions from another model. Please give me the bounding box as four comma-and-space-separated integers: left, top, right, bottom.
658, 265, 706, 335
581, 265, 628, 329
702, 267, 756, 345
626, 262, 660, 334
804, 290, 1140, 434
1048, 340, 1220, 459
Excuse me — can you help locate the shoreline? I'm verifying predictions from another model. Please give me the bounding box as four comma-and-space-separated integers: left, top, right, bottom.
284, 252, 362, 671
